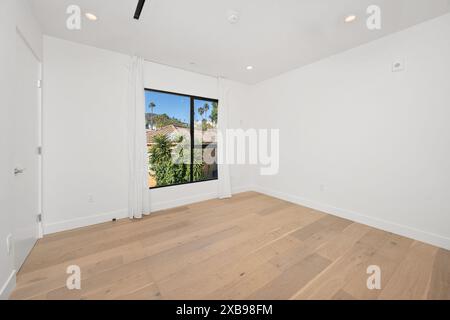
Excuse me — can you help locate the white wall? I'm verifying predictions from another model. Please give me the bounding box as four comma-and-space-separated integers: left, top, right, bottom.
0, 0, 43, 299
42, 37, 129, 234
16, 0, 43, 61
42, 37, 252, 234
0, 0, 17, 300
251, 13, 450, 249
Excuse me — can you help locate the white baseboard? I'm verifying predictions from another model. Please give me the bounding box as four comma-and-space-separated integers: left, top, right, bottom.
150, 185, 254, 212
43, 185, 254, 235
254, 185, 450, 250
43, 209, 128, 235
0, 270, 16, 300
150, 192, 218, 212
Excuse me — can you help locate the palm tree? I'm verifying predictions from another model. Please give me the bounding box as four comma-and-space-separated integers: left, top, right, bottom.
149, 134, 173, 186
198, 106, 205, 130
203, 103, 210, 120
200, 103, 210, 131
149, 102, 156, 130
198, 106, 205, 118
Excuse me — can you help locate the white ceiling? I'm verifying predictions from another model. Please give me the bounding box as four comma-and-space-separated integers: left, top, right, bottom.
30, 0, 450, 84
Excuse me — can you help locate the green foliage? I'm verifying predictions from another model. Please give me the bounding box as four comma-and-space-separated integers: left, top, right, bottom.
198, 107, 204, 117
209, 102, 218, 124
149, 134, 205, 187
149, 134, 175, 186
147, 113, 188, 129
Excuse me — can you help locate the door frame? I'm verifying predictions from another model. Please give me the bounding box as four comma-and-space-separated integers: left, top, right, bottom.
16, 27, 43, 239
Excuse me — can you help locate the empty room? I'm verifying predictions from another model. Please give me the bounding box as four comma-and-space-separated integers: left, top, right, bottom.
1, 0, 450, 306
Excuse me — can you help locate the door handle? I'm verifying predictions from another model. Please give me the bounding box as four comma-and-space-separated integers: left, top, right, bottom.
14, 168, 25, 175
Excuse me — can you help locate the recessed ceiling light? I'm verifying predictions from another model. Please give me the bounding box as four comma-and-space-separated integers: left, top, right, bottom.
246, 66, 254, 70
227, 10, 240, 24
85, 13, 98, 21
344, 15, 357, 23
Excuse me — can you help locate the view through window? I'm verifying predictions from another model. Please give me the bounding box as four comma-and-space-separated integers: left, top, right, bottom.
145, 89, 218, 188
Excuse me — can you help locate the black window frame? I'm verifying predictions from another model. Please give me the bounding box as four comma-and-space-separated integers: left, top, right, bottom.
145, 88, 219, 190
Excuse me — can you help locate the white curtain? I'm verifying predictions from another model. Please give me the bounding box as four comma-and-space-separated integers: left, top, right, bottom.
217, 78, 232, 199
127, 56, 151, 219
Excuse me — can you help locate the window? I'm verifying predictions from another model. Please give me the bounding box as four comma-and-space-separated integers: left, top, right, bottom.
145, 89, 218, 189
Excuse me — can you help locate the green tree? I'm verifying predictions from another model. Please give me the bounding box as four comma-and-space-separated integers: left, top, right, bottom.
149, 134, 204, 187
198, 106, 205, 119
202, 103, 211, 131
203, 103, 210, 119
149, 134, 175, 186
198, 106, 206, 131
210, 102, 218, 125
148, 102, 156, 129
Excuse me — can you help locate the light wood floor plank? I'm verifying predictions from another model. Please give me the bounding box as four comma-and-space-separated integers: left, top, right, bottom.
378, 241, 439, 300
427, 249, 450, 300
10, 192, 449, 300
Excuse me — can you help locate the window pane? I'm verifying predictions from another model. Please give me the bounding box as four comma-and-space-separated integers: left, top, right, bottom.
145, 90, 191, 188
193, 99, 218, 182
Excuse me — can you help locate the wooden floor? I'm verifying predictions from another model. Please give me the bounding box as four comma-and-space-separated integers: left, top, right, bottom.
11, 192, 450, 300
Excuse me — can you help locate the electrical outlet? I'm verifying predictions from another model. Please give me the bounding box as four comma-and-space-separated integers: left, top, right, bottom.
6, 234, 13, 255
320, 184, 325, 192
88, 195, 94, 203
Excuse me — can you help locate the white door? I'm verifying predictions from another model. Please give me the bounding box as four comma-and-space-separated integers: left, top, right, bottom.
13, 32, 41, 270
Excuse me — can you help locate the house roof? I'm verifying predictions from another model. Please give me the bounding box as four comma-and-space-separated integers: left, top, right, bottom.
147, 125, 216, 145
146, 125, 178, 144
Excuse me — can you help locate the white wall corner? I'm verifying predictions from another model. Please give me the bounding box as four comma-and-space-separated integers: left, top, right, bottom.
231, 185, 255, 195
0, 270, 16, 300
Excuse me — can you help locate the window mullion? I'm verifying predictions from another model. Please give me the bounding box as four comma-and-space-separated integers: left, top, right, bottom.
190, 97, 194, 183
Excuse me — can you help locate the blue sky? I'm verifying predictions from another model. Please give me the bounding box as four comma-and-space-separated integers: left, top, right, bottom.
145, 90, 190, 124
145, 90, 214, 123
